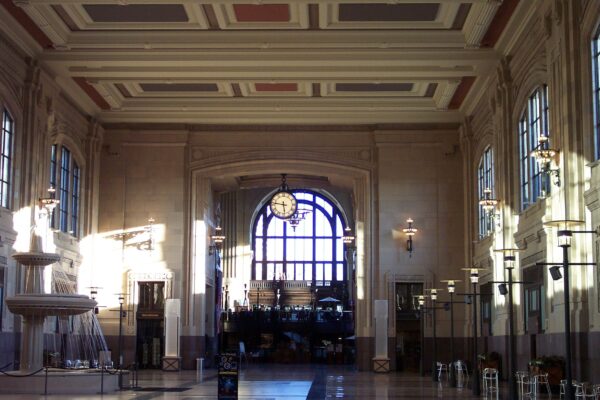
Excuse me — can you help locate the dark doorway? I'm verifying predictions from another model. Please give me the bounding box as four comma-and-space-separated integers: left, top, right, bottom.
395, 282, 423, 372
136, 281, 165, 369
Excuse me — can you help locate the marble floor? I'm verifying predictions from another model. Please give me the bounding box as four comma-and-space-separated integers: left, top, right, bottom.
0, 364, 509, 399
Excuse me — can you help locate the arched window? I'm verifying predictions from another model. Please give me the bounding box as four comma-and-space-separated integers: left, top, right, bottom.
477, 146, 494, 238
0, 109, 14, 209
252, 190, 347, 283
50, 144, 81, 237
518, 85, 550, 210
592, 27, 600, 159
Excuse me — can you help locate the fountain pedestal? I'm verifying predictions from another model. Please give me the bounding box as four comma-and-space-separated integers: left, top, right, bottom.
0, 249, 120, 394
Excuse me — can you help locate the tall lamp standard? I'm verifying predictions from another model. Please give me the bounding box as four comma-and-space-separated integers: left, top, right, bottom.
493, 248, 522, 400
461, 268, 485, 396
440, 279, 461, 387
415, 295, 427, 376
425, 288, 443, 382
117, 294, 125, 389
539, 220, 598, 400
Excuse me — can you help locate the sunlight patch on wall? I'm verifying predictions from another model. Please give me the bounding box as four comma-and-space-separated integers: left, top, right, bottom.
13, 206, 32, 252
193, 219, 207, 296
356, 222, 364, 300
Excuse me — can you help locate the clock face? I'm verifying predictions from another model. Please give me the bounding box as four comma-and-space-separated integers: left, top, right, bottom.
270, 191, 298, 219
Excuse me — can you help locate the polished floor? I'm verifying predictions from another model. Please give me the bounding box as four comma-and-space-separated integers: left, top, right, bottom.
0, 363, 507, 399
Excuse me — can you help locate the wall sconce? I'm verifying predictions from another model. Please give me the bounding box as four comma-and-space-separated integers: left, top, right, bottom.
39, 187, 60, 217
531, 135, 560, 186
479, 188, 497, 213
402, 218, 418, 257
342, 226, 355, 245
549, 265, 562, 281
209, 225, 226, 256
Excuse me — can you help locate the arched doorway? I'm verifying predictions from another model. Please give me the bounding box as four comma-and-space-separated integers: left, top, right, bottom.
224, 189, 355, 364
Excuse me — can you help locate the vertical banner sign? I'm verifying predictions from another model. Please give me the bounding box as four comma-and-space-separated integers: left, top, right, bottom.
217, 353, 238, 399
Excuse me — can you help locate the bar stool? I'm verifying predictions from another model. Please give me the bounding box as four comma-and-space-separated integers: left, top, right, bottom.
455, 360, 469, 388
483, 368, 499, 394
436, 362, 448, 381
516, 371, 531, 398
574, 382, 596, 399
534, 372, 551, 396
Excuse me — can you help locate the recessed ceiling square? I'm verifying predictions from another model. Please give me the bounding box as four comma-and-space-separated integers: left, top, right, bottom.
338, 3, 440, 22
335, 83, 414, 92
83, 4, 189, 23
140, 83, 218, 92
233, 4, 290, 22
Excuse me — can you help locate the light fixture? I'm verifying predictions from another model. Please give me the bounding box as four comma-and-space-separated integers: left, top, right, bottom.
416, 294, 426, 308
403, 218, 417, 257
287, 208, 311, 231
441, 279, 461, 294
146, 217, 155, 251
543, 219, 586, 248
498, 283, 508, 295
462, 267, 483, 284
209, 225, 226, 255
426, 288, 443, 301
557, 230, 572, 248
530, 135, 560, 186
549, 265, 562, 280
478, 188, 497, 213
39, 187, 60, 214
342, 226, 355, 244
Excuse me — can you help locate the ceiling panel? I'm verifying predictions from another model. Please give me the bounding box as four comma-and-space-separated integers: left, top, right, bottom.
0, 0, 519, 125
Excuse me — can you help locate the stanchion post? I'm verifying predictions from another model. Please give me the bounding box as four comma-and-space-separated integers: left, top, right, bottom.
100, 365, 105, 394
44, 366, 48, 396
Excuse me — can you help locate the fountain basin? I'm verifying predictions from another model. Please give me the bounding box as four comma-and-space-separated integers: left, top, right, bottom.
0, 368, 123, 394
6, 294, 97, 316
12, 252, 61, 266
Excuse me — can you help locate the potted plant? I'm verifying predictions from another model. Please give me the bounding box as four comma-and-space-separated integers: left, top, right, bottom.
478, 351, 501, 372
528, 355, 565, 392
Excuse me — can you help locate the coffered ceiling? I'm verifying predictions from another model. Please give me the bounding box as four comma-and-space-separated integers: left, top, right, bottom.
0, 0, 520, 125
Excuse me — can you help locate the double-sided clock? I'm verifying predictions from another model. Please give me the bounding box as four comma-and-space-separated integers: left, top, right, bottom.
270, 190, 297, 219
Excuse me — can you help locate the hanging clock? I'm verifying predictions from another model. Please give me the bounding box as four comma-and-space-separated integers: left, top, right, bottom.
270, 174, 298, 219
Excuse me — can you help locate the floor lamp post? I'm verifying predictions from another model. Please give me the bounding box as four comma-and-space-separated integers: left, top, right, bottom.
425, 288, 443, 382
117, 294, 124, 389
492, 248, 523, 400
416, 295, 427, 377
538, 221, 598, 400
440, 279, 461, 388
462, 268, 483, 396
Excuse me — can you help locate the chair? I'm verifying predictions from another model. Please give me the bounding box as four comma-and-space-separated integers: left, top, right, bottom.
239, 341, 248, 368
534, 373, 551, 397
482, 368, 499, 394
560, 379, 580, 399
574, 382, 596, 399
436, 362, 448, 381
593, 384, 600, 400
516, 371, 530, 398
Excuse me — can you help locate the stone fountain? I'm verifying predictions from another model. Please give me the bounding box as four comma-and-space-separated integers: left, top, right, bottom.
0, 207, 119, 393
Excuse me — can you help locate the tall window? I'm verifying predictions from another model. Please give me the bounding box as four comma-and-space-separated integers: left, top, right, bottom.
519, 85, 550, 210
477, 146, 494, 238
592, 28, 600, 159
50, 144, 81, 237
0, 109, 14, 209
252, 190, 347, 283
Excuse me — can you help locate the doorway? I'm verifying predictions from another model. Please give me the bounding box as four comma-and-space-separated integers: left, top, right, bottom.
395, 282, 423, 372
136, 281, 165, 368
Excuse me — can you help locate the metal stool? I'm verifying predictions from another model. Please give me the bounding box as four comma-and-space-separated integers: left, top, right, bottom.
437, 362, 448, 381
516, 371, 531, 398
483, 368, 499, 394
455, 360, 469, 388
